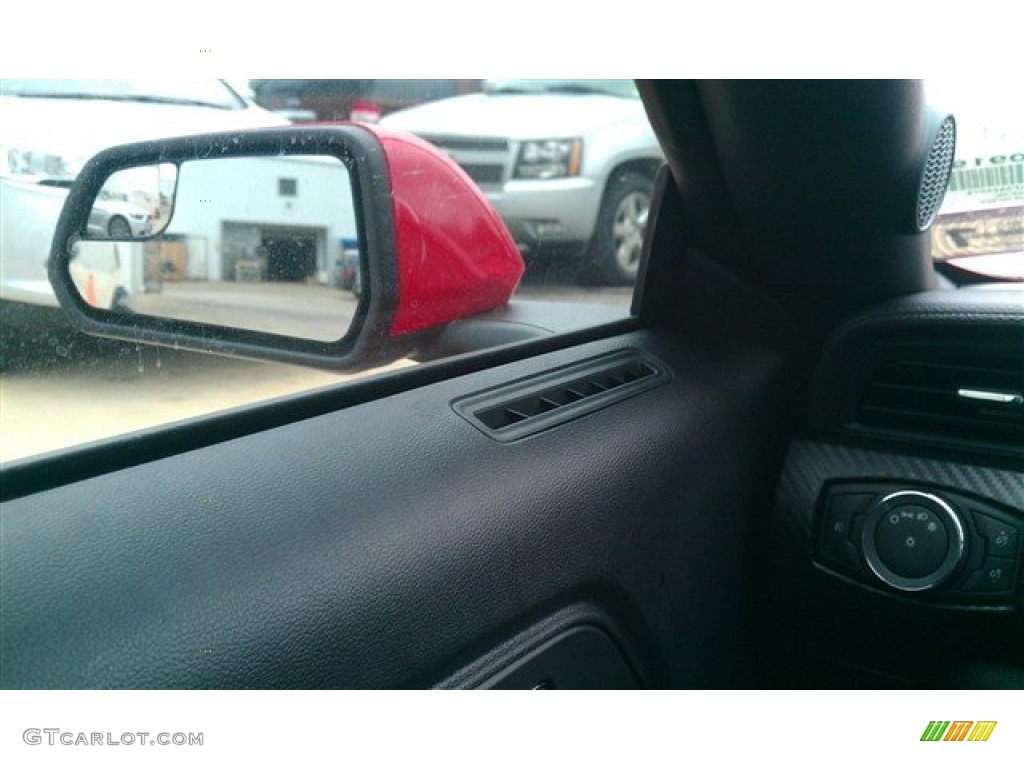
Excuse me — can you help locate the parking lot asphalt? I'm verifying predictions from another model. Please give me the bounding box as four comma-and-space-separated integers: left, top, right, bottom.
1, 282, 632, 463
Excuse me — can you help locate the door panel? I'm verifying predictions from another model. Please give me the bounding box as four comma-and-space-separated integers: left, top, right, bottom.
1, 328, 790, 688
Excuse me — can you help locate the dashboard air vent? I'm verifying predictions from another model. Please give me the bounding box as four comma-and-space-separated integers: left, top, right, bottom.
850, 345, 1024, 455
454, 351, 670, 442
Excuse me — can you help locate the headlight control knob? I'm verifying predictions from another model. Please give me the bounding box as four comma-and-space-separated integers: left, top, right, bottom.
861, 490, 965, 591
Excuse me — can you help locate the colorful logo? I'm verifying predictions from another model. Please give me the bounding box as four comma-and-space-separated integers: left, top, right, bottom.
921, 721, 997, 742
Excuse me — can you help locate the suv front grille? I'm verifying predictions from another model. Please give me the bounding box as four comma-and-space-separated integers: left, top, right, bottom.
417, 134, 511, 192
418, 135, 509, 153
457, 164, 505, 185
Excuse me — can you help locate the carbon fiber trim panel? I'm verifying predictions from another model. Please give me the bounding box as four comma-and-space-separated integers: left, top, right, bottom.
774, 440, 1024, 551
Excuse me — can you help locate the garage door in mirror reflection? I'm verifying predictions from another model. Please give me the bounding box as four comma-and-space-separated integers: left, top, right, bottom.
71, 155, 362, 343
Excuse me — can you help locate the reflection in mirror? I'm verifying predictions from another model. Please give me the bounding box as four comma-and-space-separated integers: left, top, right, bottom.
86, 164, 177, 240
70, 155, 361, 343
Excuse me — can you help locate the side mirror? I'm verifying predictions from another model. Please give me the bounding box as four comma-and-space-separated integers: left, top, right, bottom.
48, 126, 524, 370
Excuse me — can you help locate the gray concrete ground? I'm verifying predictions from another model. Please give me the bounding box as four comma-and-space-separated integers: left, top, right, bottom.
128, 282, 356, 341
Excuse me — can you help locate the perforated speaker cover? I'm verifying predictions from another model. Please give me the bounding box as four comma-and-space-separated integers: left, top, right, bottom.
916, 115, 956, 232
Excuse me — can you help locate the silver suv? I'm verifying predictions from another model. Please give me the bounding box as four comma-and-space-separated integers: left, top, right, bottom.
382, 80, 664, 284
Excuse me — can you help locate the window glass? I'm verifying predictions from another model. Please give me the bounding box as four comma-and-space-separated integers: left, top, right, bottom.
3, 79, 1018, 463
930, 77, 1024, 280
1, 79, 644, 462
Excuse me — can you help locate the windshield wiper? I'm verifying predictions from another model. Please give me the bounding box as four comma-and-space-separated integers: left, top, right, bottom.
4, 92, 100, 100
486, 86, 531, 95
541, 84, 617, 96
4, 92, 232, 109
106, 95, 234, 109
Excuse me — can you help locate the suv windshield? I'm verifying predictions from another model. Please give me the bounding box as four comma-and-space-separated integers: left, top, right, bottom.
0, 80, 246, 110
483, 79, 639, 98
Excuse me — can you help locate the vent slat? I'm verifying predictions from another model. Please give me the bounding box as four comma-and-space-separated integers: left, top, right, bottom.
868, 382, 953, 396
852, 345, 1024, 455
861, 405, 1024, 431
897, 359, 1022, 377
864, 387, 1024, 419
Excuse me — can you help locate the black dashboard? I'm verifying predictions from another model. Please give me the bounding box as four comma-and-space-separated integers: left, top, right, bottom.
758, 286, 1024, 688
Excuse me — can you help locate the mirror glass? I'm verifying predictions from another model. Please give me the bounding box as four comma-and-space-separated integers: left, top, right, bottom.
85, 164, 177, 240
70, 155, 361, 343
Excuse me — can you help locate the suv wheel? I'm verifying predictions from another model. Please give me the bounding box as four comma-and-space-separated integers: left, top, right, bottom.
583, 171, 652, 285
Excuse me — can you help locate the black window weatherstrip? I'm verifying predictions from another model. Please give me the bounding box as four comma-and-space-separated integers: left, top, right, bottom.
1, 318, 640, 502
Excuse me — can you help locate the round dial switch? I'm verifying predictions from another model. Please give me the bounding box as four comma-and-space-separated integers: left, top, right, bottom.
874, 504, 949, 578
862, 491, 965, 591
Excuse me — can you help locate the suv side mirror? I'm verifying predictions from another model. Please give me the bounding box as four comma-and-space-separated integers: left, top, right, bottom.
48, 126, 524, 370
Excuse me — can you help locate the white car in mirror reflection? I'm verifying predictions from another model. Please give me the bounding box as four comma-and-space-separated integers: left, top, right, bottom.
0, 79, 287, 310
86, 192, 152, 239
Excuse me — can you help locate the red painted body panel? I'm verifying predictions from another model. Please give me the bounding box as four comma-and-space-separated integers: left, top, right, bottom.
360, 126, 524, 336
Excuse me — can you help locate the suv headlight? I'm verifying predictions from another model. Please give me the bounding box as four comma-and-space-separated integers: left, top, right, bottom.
513, 138, 582, 180
1, 144, 85, 182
